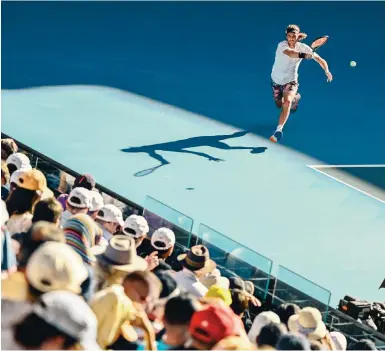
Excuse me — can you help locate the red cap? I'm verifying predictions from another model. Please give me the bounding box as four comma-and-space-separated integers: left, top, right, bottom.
189, 304, 243, 345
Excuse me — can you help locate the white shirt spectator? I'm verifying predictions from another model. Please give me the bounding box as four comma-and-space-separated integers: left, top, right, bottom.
271, 41, 313, 85
173, 268, 208, 298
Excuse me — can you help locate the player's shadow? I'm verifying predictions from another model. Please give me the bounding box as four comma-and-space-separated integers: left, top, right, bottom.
121, 130, 267, 176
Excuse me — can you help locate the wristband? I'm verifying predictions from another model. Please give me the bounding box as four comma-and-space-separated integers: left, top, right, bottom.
299, 52, 306, 59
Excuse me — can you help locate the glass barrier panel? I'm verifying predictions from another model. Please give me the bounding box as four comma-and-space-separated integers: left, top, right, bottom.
191, 224, 273, 299
142, 196, 193, 247
273, 265, 331, 320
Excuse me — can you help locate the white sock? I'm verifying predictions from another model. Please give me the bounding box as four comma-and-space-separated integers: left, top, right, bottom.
277, 125, 283, 132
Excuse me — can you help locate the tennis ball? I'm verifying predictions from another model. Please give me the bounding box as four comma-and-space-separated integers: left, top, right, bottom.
350, 61, 356, 67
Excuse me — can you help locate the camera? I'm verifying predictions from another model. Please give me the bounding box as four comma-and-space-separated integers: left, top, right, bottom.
338, 296, 385, 334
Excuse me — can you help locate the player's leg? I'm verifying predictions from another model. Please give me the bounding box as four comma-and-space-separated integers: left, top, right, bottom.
270, 82, 298, 142
271, 81, 283, 109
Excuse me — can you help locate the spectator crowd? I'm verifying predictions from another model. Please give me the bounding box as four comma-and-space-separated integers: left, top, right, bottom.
1, 137, 380, 350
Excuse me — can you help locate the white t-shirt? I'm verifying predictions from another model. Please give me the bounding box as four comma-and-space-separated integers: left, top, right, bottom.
271, 41, 313, 85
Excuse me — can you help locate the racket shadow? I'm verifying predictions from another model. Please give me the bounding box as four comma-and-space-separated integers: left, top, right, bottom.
134, 164, 165, 177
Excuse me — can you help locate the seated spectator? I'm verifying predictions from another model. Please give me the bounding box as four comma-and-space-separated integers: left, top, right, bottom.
6, 152, 32, 176
95, 204, 124, 242
6, 169, 53, 235
15, 221, 65, 271
212, 336, 257, 350
248, 311, 281, 344
173, 245, 216, 298
330, 331, 347, 351
276, 333, 311, 350
1, 160, 11, 200
206, 285, 232, 306
1, 138, 18, 161
149, 227, 178, 270
93, 235, 148, 292
230, 288, 255, 333
151, 270, 180, 317
187, 304, 245, 350
288, 307, 336, 350
1, 240, 88, 342
88, 190, 104, 219
63, 213, 98, 301
162, 292, 200, 350
122, 214, 150, 248
60, 187, 91, 227
230, 288, 249, 316
13, 197, 63, 246
57, 173, 95, 210
275, 303, 301, 327
123, 271, 162, 313
91, 281, 156, 350
12, 291, 100, 350
256, 323, 287, 350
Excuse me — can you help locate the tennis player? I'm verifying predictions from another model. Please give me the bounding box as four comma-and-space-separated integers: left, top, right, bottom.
270, 24, 333, 143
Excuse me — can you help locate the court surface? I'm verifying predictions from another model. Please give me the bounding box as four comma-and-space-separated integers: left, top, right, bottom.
2, 1, 385, 307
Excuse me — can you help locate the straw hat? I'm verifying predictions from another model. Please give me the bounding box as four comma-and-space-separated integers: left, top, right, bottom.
287, 307, 327, 340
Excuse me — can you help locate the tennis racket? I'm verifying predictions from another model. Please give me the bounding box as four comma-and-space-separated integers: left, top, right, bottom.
310, 35, 329, 52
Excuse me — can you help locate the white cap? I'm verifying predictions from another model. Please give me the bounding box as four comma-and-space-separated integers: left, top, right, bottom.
96, 204, 124, 226
26, 241, 88, 294
33, 290, 101, 350
6, 153, 31, 171
89, 191, 104, 212
151, 227, 176, 250
67, 187, 91, 209
248, 311, 280, 343
122, 215, 149, 238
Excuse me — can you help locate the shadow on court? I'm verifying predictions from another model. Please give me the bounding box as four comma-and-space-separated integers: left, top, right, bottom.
121, 130, 267, 176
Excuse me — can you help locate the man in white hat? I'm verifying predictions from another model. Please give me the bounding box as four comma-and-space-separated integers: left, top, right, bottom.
95, 204, 124, 242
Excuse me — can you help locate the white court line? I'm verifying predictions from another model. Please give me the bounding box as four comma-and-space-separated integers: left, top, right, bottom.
307, 165, 385, 204
309, 164, 385, 168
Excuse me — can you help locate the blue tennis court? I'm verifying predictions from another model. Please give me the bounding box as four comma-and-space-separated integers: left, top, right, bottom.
2, 1, 385, 307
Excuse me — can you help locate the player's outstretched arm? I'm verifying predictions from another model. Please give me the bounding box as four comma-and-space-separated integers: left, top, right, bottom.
283, 49, 312, 59
313, 53, 333, 82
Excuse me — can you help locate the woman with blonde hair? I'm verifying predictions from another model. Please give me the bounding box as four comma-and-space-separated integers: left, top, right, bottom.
270, 24, 333, 143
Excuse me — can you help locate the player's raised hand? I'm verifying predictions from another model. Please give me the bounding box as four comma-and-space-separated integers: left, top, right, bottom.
325, 70, 333, 82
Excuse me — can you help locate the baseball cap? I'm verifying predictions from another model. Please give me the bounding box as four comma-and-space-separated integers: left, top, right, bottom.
122, 215, 149, 238
96, 204, 124, 226
205, 285, 232, 306
189, 304, 243, 346
67, 187, 91, 209
6, 153, 32, 171
151, 228, 175, 250
89, 191, 104, 212
248, 311, 281, 343
26, 241, 88, 294
14, 169, 54, 199
74, 173, 95, 190
33, 290, 101, 350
